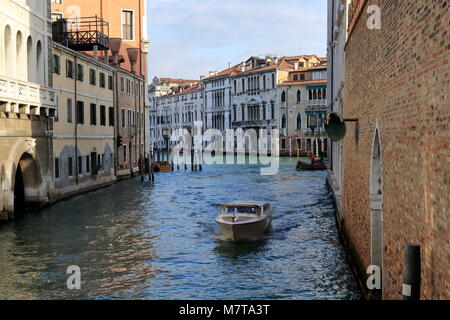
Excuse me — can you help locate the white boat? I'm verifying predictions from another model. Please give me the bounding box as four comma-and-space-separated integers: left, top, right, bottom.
215, 202, 272, 241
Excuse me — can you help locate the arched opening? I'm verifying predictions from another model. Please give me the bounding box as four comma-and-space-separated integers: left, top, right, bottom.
14, 153, 41, 214
36, 40, 44, 85
16, 31, 24, 80
297, 90, 301, 103
27, 36, 34, 82
4, 25, 13, 76
370, 128, 383, 294
14, 163, 25, 214
281, 91, 286, 103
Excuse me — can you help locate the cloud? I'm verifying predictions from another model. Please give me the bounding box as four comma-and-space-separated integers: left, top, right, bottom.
147, 0, 327, 80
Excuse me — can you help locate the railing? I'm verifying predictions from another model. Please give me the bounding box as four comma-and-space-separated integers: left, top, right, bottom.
232, 119, 276, 128
306, 99, 327, 106
0, 75, 57, 114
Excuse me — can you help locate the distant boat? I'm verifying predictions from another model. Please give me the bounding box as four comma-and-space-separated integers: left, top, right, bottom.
216, 202, 272, 241
154, 161, 173, 173
296, 160, 327, 171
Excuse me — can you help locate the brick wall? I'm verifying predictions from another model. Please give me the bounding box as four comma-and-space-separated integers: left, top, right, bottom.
342, 0, 449, 299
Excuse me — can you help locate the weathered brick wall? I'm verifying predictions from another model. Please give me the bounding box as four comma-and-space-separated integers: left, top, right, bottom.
343, 0, 449, 299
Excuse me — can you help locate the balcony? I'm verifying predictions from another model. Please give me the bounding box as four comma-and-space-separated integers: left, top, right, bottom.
52, 16, 110, 52
232, 119, 276, 129
0, 75, 57, 115
306, 99, 327, 106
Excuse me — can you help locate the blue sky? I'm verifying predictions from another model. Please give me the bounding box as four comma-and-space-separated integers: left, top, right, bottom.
147, 0, 327, 80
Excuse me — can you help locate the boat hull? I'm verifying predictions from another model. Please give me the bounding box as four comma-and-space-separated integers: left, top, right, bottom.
216, 216, 271, 241
296, 161, 327, 171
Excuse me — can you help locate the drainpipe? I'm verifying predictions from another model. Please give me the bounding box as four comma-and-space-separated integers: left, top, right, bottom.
74, 55, 79, 185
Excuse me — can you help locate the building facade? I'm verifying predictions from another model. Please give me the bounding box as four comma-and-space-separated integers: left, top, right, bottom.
148, 77, 199, 155
0, 0, 58, 220
331, 0, 449, 299
279, 65, 328, 157
51, 0, 149, 178
51, 42, 116, 199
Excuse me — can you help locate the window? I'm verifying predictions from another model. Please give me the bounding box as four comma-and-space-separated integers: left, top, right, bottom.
272, 74, 275, 88
108, 75, 113, 90
66, 60, 74, 79
78, 156, 83, 175
281, 139, 286, 150
51, 0, 62, 4
67, 98, 73, 123
281, 114, 286, 128
90, 104, 97, 125
89, 69, 96, 85
281, 91, 286, 103
100, 72, 106, 88
109, 107, 115, 126
297, 113, 302, 130
53, 55, 60, 74
76, 101, 84, 124
271, 103, 275, 119
297, 90, 301, 103
68, 157, 73, 177
100, 105, 106, 126
77, 64, 84, 82
120, 77, 125, 92
55, 158, 60, 179
121, 108, 126, 127
123, 145, 127, 163
51, 13, 62, 22
86, 155, 90, 173
300, 74, 305, 81
293, 74, 298, 81
122, 10, 134, 40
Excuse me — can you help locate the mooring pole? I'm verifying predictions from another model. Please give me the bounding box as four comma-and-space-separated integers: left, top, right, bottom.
402, 244, 421, 300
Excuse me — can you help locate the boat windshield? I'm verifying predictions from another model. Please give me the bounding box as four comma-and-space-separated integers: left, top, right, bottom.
237, 206, 260, 214
223, 205, 262, 214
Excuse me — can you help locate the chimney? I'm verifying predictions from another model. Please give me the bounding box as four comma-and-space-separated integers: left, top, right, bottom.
294, 62, 299, 70
127, 48, 140, 74
228, 62, 231, 68
109, 38, 122, 66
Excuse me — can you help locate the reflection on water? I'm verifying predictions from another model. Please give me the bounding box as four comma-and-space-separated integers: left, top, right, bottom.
0, 158, 360, 300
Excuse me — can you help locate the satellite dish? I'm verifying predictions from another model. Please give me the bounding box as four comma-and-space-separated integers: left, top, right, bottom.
325, 112, 347, 141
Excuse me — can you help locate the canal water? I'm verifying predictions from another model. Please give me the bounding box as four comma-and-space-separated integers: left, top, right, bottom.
0, 158, 360, 300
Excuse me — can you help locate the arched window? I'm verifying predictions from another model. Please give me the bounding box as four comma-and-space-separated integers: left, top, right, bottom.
271, 103, 275, 119
36, 40, 44, 85
27, 36, 33, 82
318, 89, 322, 100
271, 73, 275, 88
297, 90, 301, 103
323, 88, 327, 99
263, 75, 266, 90
242, 79, 245, 92
313, 89, 317, 100
16, 31, 24, 80
281, 114, 287, 129
241, 105, 245, 121
233, 105, 237, 121
281, 91, 286, 103
296, 113, 302, 130
309, 90, 312, 100
248, 78, 251, 91
4, 25, 13, 76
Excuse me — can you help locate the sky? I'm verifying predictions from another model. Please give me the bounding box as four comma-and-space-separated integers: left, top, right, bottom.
147, 0, 327, 81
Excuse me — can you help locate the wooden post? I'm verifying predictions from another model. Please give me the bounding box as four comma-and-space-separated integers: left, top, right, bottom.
403, 244, 421, 300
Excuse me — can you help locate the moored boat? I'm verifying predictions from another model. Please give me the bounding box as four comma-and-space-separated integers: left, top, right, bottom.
296, 160, 327, 171
154, 161, 173, 172
215, 202, 272, 241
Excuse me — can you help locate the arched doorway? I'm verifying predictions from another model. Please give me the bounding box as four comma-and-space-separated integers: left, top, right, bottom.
370, 128, 383, 294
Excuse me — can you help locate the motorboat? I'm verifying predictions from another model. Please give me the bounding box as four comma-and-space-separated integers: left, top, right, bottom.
215, 202, 272, 241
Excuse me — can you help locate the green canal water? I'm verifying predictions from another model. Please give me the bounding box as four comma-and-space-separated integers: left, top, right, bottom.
0, 158, 360, 299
